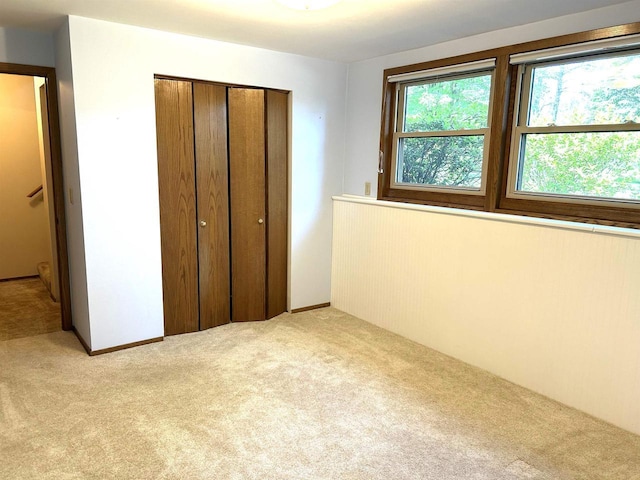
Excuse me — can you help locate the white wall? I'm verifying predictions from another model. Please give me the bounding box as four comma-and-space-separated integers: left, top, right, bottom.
336, 1, 640, 435
63, 16, 347, 350
332, 197, 640, 435
0, 74, 50, 279
55, 21, 91, 347
0, 27, 55, 68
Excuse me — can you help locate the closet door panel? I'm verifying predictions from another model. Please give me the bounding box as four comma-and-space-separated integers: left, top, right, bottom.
228, 88, 266, 322
266, 90, 288, 319
154, 79, 199, 336
194, 83, 231, 330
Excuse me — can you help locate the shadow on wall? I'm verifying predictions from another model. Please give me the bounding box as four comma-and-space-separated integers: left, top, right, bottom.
0, 26, 56, 67
290, 100, 342, 309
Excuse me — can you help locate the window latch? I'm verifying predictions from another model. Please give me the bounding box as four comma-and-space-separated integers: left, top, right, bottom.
378, 150, 384, 174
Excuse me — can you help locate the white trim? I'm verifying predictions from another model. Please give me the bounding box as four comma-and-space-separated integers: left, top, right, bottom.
387, 58, 496, 83
516, 124, 640, 133
510, 33, 640, 65
396, 128, 489, 138
332, 195, 640, 239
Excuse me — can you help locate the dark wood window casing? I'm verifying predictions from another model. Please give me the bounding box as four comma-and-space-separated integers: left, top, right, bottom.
378, 22, 640, 228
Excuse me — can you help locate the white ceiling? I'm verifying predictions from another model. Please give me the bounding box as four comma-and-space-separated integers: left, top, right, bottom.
0, 0, 635, 62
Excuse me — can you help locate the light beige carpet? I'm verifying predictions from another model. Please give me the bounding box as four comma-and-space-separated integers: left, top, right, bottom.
1, 307, 639, 479
0, 277, 61, 341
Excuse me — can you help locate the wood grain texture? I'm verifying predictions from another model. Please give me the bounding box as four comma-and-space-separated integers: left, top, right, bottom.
194, 83, 231, 330
88, 337, 164, 356
378, 21, 640, 228
43, 74, 73, 331
377, 77, 394, 200
228, 88, 266, 322
484, 54, 510, 213
154, 79, 199, 336
266, 90, 288, 319
290, 303, 330, 314
496, 29, 640, 227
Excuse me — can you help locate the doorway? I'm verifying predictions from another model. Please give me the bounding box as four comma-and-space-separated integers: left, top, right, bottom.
0, 62, 71, 339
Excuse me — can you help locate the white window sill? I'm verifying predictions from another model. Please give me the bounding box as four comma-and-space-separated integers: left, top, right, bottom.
332, 194, 640, 240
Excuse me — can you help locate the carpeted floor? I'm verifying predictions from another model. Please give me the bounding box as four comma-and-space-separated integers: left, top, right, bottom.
1, 307, 639, 479
0, 277, 61, 341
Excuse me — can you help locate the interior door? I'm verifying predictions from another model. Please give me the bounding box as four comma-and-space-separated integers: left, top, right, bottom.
193, 83, 231, 329
154, 78, 199, 335
38, 84, 61, 302
228, 88, 267, 322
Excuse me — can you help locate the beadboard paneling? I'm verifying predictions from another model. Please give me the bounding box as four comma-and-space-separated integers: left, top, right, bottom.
331, 196, 640, 435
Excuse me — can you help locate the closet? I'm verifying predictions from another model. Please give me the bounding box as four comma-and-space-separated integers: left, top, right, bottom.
154, 78, 288, 336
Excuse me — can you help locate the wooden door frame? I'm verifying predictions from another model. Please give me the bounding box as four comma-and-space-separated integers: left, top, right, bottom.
0, 62, 72, 331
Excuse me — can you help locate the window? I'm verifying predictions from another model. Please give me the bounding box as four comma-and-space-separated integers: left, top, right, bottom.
508, 49, 640, 206
379, 23, 640, 227
380, 58, 497, 208
392, 65, 494, 193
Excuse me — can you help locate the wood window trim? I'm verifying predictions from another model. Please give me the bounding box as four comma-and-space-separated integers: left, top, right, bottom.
378, 21, 640, 229
378, 49, 505, 208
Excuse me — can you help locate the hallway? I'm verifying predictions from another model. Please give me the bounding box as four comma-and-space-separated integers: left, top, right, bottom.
0, 277, 60, 341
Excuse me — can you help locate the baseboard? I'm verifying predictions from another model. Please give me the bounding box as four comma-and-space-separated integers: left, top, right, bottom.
72, 326, 163, 356
72, 326, 91, 355
291, 302, 331, 314
90, 337, 164, 356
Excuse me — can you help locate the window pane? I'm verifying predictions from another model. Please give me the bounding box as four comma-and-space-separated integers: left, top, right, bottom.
528, 52, 640, 127
403, 74, 492, 133
518, 132, 640, 200
397, 136, 484, 189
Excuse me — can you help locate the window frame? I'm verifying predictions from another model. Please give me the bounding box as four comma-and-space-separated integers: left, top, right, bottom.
506, 49, 640, 209
378, 21, 640, 227
390, 69, 496, 196
379, 51, 507, 210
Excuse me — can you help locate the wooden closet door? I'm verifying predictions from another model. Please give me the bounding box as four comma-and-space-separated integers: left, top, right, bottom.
228, 88, 267, 322
154, 79, 199, 336
266, 90, 288, 319
193, 83, 231, 330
